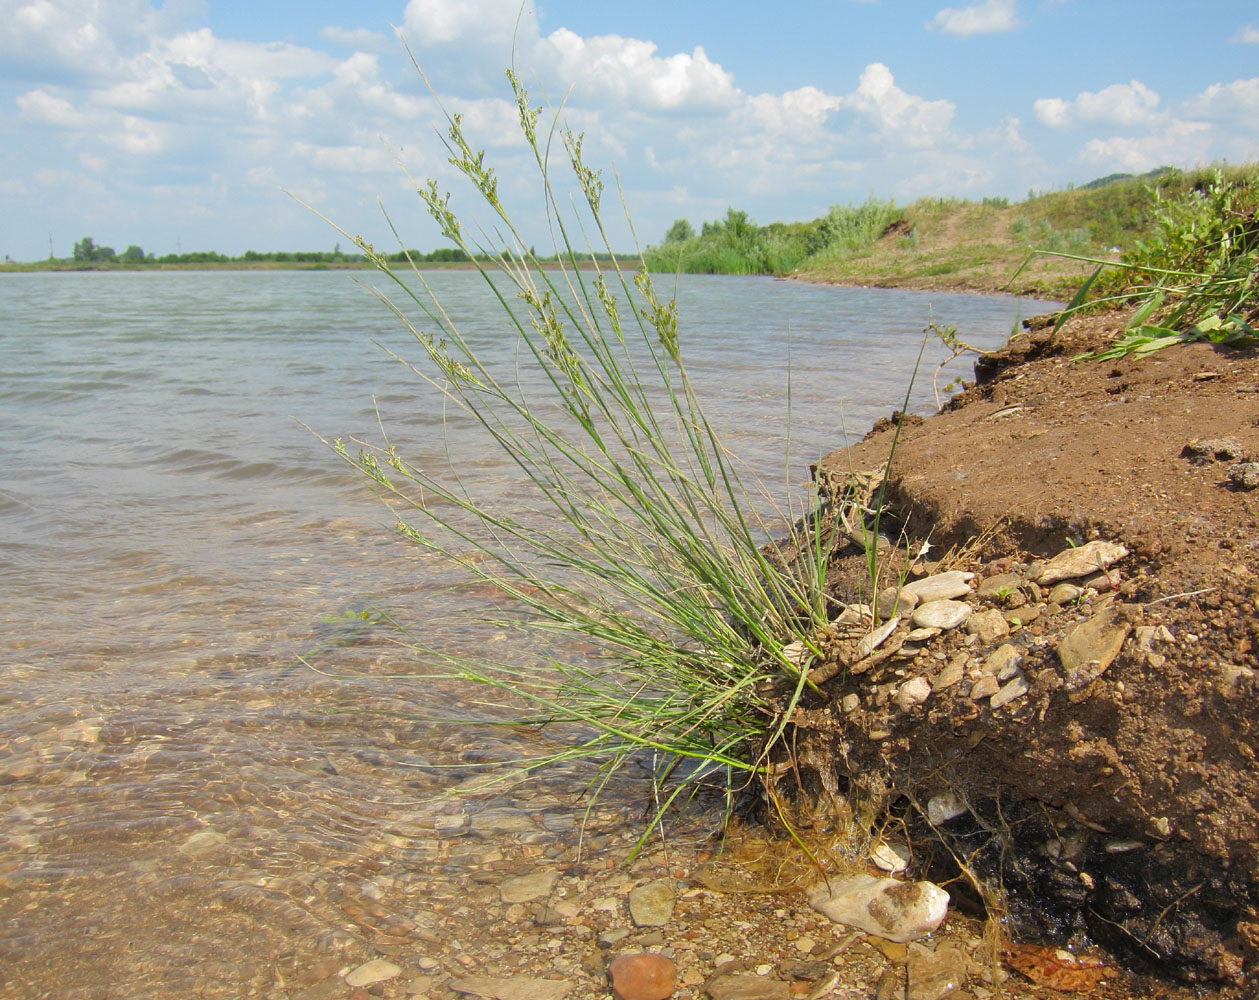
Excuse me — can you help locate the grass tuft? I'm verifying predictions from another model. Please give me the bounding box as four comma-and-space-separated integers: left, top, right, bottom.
313, 65, 845, 843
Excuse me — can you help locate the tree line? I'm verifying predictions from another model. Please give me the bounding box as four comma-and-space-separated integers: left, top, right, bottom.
60, 238, 478, 266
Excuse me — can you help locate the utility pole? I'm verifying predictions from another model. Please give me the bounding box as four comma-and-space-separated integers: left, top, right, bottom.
48, 233, 54, 260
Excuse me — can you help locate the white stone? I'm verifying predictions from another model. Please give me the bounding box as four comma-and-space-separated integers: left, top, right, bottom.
500, 871, 558, 904
895, 676, 932, 712
629, 878, 676, 927
990, 673, 1029, 709
808, 875, 949, 942
871, 839, 911, 873
902, 571, 974, 603
927, 791, 967, 825
856, 617, 901, 659
1031, 540, 1128, 585
346, 959, 403, 988
911, 600, 972, 631
983, 644, 1023, 680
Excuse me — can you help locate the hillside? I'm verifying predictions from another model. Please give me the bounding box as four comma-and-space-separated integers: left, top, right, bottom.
644, 164, 1259, 300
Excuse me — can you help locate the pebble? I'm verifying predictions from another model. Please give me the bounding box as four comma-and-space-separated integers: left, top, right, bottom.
976, 573, 1022, 600
452, 976, 574, 1000
807, 875, 949, 942
911, 601, 972, 631
1057, 604, 1130, 692
990, 672, 1029, 709
927, 791, 967, 825
1047, 582, 1083, 604
871, 839, 911, 873
902, 571, 974, 603
968, 675, 999, 700
629, 879, 676, 927
841, 693, 861, 713
499, 871, 558, 904
471, 809, 537, 833
345, 959, 403, 988
1184, 436, 1245, 462
895, 676, 931, 712
965, 609, 1009, 645
1229, 462, 1259, 489
704, 974, 790, 1000
906, 943, 969, 1000
1031, 540, 1127, 585
982, 644, 1022, 680
932, 656, 966, 691
177, 830, 226, 858
876, 586, 919, 619
857, 617, 901, 659
608, 953, 677, 1000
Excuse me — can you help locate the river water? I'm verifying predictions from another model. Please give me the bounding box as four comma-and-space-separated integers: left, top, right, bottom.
0, 269, 1048, 998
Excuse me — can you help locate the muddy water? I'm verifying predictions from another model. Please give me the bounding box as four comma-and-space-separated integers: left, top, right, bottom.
0, 270, 1047, 998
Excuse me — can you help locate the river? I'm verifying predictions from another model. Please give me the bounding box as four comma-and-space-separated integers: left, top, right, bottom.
0, 269, 1048, 998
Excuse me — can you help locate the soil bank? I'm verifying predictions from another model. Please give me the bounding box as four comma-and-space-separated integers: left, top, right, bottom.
785, 305, 1258, 991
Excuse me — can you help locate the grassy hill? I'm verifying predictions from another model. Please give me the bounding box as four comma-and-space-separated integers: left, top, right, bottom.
643, 164, 1259, 300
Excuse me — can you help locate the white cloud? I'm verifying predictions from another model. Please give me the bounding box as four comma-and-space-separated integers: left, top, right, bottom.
1034, 80, 1162, 128
844, 63, 955, 146
539, 29, 739, 111
929, 0, 1018, 37
291, 141, 400, 174
16, 88, 89, 127
1081, 120, 1211, 172
743, 86, 842, 135
1231, 25, 1259, 44
1184, 78, 1259, 119
403, 0, 539, 47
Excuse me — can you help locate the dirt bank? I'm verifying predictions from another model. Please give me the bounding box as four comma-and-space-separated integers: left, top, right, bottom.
779, 307, 1259, 990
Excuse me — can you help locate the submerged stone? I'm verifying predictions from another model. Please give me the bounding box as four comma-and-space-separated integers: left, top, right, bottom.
808, 874, 949, 942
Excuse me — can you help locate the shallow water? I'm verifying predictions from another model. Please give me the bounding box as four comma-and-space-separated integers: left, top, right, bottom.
0, 269, 1049, 997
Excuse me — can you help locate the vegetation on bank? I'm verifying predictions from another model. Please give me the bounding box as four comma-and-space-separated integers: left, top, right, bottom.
1046, 166, 1258, 359
643, 163, 1259, 300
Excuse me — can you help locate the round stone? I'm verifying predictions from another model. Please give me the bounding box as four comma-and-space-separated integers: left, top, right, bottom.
911, 600, 972, 630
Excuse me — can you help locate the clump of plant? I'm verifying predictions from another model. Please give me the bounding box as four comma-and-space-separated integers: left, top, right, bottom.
318, 67, 843, 844
1024, 166, 1259, 359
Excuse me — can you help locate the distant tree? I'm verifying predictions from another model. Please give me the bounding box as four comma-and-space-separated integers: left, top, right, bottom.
95, 245, 116, 261
664, 219, 694, 243
121, 244, 145, 262
73, 237, 96, 261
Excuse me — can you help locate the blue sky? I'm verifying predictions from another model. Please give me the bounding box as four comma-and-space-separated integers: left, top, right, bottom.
2, 0, 1257, 261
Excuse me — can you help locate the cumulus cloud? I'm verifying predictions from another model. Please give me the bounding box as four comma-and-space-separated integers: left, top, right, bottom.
1184, 78, 1259, 119
929, 0, 1018, 37
844, 63, 955, 146
1034, 80, 1162, 128
743, 86, 842, 135
403, 0, 539, 48
1232, 25, 1259, 44
1082, 120, 1211, 172
539, 30, 739, 111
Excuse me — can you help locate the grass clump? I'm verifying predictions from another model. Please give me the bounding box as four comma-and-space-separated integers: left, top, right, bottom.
1033, 166, 1259, 359
319, 67, 843, 841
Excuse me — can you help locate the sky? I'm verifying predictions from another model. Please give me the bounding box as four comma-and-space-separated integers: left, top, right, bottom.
2, 0, 1257, 261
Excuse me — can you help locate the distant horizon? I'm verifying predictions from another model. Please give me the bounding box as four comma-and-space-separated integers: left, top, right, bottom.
3, 0, 1257, 262
4, 158, 1218, 263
